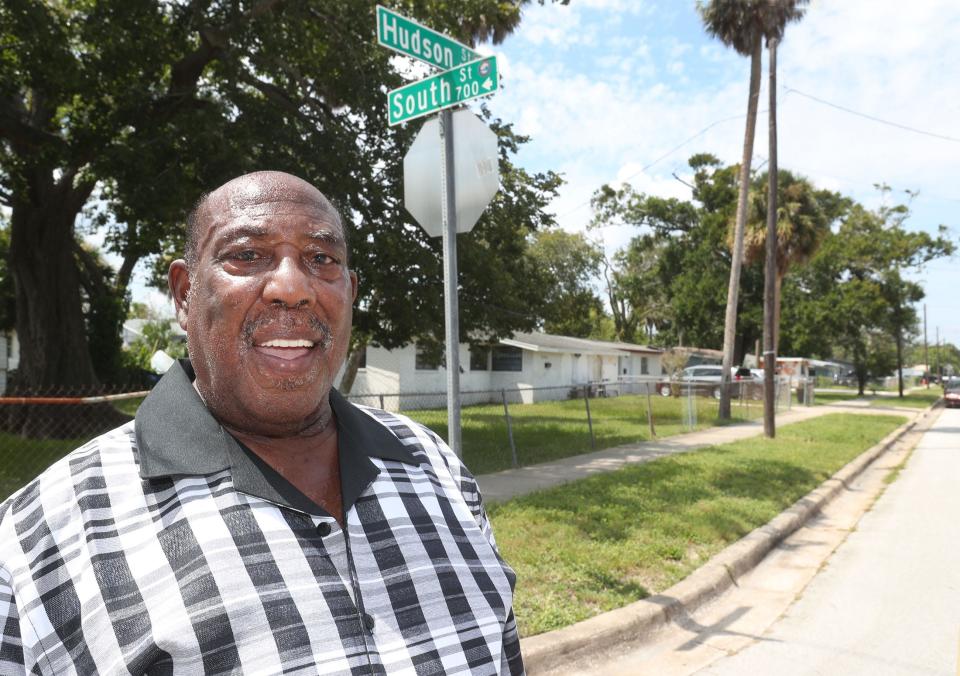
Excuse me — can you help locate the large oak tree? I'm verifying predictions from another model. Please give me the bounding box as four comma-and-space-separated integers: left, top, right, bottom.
1, 1, 563, 429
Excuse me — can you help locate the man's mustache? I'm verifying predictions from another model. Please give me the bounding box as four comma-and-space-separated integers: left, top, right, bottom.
241, 308, 333, 350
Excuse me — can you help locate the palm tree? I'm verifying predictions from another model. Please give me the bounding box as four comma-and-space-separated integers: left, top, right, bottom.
697, 0, 807, 420
761, 0, 809, 436
741, 171, 828, 351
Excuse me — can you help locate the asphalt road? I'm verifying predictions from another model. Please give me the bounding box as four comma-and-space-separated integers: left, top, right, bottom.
696, 406, 960, 676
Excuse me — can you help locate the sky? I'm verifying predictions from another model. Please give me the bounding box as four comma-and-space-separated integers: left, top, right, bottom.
131, 0, 959, 352
469, 0, 959, 352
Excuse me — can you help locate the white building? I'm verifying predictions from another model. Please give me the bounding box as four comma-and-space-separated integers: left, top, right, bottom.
346, 331, 663, 410
0, 331, 19, 395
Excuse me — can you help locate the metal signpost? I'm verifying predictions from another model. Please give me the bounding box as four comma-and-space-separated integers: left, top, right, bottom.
377, 7, 501, 458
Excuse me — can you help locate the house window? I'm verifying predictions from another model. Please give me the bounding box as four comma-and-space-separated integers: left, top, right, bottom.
491, 346, 522, 372
641, 357, 649, 375
469, 346, 489, 371
415, 344, 442, 370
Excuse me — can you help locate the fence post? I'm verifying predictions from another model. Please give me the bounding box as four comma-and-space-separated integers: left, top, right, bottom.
645, 381, 656, 437
378, 394, 385, 410
501, 389, 519, 469
685, 384, 697, 429
583, 386, 596, 451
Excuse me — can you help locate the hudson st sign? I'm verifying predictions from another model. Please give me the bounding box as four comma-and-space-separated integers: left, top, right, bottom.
376, 5, 478, 69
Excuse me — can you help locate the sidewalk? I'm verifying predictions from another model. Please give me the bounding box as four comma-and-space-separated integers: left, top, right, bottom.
476, 403, 883, 504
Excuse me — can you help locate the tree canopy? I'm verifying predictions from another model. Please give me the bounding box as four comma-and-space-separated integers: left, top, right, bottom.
1, 0, 564, 404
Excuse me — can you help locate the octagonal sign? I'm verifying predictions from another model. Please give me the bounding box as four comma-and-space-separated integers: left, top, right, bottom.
403, 110, 500, 237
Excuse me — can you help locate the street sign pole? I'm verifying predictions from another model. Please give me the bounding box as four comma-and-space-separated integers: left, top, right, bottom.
440, 108, 462, 458
378, 6, 502, 459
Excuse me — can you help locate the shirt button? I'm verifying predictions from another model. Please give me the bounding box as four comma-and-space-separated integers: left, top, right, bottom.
316, 522, 332, 537
363, 613, 375, 632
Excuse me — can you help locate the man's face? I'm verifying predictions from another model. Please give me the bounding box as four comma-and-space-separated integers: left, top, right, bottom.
169, 174, 358, 436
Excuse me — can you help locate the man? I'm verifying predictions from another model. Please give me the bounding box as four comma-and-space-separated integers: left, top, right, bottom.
0, 172, 523, 674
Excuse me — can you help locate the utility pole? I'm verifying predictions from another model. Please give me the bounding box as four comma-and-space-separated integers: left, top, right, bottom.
923, 305, 929, 388
935, 326, 940, 382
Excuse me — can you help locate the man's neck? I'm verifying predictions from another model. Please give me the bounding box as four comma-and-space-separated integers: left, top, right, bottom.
230, 420, 345, 524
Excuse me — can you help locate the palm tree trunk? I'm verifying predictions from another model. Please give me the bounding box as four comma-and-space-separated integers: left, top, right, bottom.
763, 37, 779, 438
719, 38, 762, 420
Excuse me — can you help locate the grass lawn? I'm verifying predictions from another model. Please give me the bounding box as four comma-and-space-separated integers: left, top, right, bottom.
112, 396, 146, 417
814, 391, 865, 405
869, 389, 942, 409
407, 393, 764, 475
489, 412, 906, 637
0, 433, 84, 501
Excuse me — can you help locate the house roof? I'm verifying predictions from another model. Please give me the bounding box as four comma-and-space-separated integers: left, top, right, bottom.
499, 332, 661, 357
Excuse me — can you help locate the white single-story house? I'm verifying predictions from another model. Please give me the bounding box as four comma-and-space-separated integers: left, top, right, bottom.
345, 331, 664, 410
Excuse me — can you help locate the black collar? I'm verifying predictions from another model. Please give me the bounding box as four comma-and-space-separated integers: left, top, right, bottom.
135, 359, 418, 516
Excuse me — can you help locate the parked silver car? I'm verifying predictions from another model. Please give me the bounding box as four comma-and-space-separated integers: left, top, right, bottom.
658, 365, 764, 400
658, 365, 725, 399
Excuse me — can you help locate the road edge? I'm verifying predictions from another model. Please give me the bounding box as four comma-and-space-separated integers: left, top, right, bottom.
520, 403, 941, 674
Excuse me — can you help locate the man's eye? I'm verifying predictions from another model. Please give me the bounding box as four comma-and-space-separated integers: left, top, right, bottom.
313, 253, 337, 265
234, 250, 259, 262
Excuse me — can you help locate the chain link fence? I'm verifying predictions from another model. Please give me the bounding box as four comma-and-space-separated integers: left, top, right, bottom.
0, 376, 811, 501
345, 375, 809, 475
0, 384, 148, 501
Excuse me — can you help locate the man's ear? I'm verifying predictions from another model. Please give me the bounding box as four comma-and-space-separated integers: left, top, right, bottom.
349, 270, 358, 303
168, 259, 191, 329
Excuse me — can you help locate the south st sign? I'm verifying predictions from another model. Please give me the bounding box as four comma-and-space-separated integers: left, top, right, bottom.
387, 55, 498, 126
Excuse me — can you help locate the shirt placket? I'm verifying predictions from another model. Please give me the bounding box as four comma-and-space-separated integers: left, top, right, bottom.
311, 513, 382, 675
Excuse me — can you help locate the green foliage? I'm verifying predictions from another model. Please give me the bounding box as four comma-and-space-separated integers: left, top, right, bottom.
697, 0, 809, 57
123, 320, 187, 373
780, 195, 954, 391
526, 229, 604, 337
591, 156, 762, 352
1, 0, 566, 388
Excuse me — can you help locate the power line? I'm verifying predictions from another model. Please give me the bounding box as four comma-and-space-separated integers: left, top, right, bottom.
557, 87, 959, 223
558, 111, 755, 219
783, 87, 960, 144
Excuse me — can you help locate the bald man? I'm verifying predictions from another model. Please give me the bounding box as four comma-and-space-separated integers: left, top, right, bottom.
0, 172, 524, 675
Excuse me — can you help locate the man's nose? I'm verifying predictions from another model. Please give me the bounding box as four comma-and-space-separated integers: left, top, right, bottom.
264, 252, 313, 308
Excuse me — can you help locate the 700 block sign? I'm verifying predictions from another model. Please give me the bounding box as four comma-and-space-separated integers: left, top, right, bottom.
387, 55, 498, 126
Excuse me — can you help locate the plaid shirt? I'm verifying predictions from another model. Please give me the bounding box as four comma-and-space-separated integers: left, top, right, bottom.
0, 361, 522, 675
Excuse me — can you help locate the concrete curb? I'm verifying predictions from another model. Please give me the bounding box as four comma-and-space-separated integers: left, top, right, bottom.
520, 404, 940, 674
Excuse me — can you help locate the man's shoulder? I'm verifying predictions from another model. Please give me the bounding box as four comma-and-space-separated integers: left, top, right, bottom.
351, 404, 483, 514
0, 421, 139, 523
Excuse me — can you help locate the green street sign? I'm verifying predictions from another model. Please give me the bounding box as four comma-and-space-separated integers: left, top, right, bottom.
388, 56, 498, 126
376, 5, 478, 70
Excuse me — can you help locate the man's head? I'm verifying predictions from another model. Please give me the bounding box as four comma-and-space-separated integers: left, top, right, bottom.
169, 171, 358, 437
